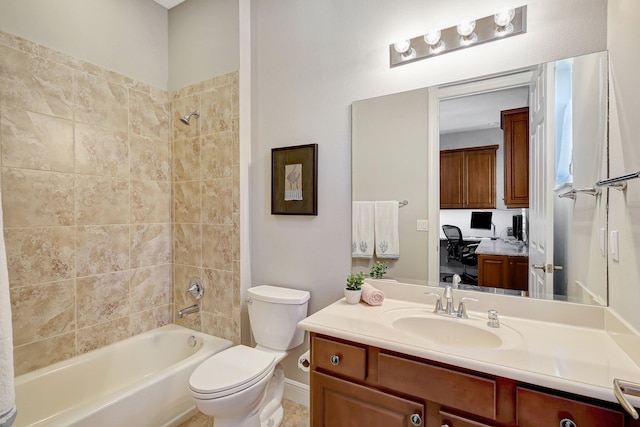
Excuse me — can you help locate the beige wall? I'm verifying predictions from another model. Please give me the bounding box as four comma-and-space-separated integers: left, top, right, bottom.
170, 72, 241, 343
0, 31, 172, 375
607, 0, 640, 330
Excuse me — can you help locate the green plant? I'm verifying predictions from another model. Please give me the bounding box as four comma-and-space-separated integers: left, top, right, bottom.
369, 261, 388, 279
346, 271, 366, 290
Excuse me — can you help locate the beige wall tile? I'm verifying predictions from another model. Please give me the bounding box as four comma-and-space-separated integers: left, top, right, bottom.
173, 181, 201, 224
202, 178, 232, 225
130, 89, 170, 140
173, 223, 202, 267
10, 280, 75, 346
13, 332, 76, 376
130, 305, 171, 335
130, 265, 172, 312
232, 168, 240, 214
77, 316, 130, 354
76, 271, 131, 328
1, 106, 74, 172
2, 168, 74, 227
172, 137, 200, 182
130, 224, 171, 268
75, 123, 129, 177
130, 134, 170, 181
201, 132, 233, 179
74, 71, 128, 130
75, 176, 129, 225
76, 225, 130, 277
232, 213, 240, 262
131, 180, 170, 224
201, 224, 232, 271
0, 45, 73, 118
5, 226, 75, 286
200, 85, 235, 134
173, 264, 203, 308
0, 30, 39, 55
201, 310, 240, 345
201, 268, 234, 316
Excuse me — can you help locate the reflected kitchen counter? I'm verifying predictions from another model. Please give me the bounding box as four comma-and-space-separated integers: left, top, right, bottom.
475, 238, 528, 257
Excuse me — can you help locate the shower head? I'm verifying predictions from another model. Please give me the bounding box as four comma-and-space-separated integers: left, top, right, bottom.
180, 110, 200, 125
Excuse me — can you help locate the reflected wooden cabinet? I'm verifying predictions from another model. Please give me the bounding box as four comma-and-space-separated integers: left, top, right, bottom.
502, 107, 529, 208
441, 145, 498, 209
310, 333, 633, 427
477, 254, 528, 292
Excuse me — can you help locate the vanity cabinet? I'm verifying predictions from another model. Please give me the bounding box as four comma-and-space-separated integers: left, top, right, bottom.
440, 145, 498, 209
501, 107, 529, 208
477, 254, 528, 292
310, 333, 632, 427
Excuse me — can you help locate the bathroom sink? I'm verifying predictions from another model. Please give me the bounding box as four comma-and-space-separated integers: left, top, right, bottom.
382, 308, 522, 350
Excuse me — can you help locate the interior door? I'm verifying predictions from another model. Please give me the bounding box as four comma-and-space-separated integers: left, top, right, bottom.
528, 64, 555, 299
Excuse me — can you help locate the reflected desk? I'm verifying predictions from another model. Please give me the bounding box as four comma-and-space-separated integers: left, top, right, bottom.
474, 239, 529, 292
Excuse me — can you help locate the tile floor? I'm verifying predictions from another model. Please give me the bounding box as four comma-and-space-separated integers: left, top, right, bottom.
178, 399, 310, 427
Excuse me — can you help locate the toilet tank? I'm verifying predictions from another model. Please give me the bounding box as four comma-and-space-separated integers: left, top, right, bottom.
247, 285, 310, 351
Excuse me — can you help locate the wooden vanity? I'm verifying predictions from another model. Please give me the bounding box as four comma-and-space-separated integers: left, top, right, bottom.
475, 240, 528, 291
311, 333, 634, 427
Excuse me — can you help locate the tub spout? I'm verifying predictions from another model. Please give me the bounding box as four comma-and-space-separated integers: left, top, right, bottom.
178, 304, 199, 319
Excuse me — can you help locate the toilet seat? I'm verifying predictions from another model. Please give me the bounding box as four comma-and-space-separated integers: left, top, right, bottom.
189, 345, 276, 399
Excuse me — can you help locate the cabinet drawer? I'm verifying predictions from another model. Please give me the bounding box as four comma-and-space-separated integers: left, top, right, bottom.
516, 387, 625, 427
312, 336, 366, 381
378, 352, 497, 420
438, 409, 498, 427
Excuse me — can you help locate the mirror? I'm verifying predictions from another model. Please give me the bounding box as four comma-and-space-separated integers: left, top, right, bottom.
351, 51, 608, 306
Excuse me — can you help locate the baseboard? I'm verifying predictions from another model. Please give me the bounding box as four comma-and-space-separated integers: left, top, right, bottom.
284, 378, 310, 407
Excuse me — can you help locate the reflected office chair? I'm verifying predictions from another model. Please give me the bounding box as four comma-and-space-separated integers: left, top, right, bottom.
442, 225, 479, 285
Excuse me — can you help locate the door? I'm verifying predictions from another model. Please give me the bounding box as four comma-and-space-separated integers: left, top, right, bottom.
528, 64, 555, 299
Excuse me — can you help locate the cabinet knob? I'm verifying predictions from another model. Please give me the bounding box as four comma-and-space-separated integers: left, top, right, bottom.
440, 424, 450, 427
409, 413, 422, 426
329, 355, 340, 365
560, 419, 576, 427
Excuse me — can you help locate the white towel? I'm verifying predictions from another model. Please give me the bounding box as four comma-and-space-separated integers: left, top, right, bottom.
0, 190, 16, 427
374, 201, 399, 259
352, 202, 374, 258
360, 283, 384, 306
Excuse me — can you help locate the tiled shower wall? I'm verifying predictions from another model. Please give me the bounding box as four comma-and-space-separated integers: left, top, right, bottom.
170, 73, 240, 344
0, 30, 240, 375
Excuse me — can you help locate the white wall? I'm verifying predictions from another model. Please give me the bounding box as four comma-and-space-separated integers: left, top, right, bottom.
607, 0, 640, 330
0, 0, 169, 89
168, 0, 239, 90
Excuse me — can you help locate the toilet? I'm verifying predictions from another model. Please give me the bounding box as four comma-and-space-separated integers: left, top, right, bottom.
189, 285, 310, 427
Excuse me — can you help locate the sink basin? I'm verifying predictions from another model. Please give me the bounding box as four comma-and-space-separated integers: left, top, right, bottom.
383, 308, 522, 350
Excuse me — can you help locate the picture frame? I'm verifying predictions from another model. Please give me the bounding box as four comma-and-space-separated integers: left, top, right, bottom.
271, 144, 318, 215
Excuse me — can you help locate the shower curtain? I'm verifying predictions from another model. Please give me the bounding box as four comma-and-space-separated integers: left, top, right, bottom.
0, 191, 15, 427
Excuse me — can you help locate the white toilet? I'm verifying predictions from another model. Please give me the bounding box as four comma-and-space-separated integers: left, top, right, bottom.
189, 285, 310, 427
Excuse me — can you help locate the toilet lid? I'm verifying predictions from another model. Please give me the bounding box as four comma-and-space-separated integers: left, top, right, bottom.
189, 345, 276, 395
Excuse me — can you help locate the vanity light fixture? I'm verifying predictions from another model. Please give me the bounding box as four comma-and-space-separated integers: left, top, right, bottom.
389, 5, 527, 67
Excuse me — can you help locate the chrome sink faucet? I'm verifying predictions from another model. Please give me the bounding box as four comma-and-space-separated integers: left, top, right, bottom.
426, 284, 477, 319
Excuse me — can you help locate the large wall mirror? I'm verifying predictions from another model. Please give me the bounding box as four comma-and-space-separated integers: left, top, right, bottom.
352, 50, 608, 306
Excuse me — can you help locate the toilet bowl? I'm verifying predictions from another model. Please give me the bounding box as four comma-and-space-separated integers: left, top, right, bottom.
189, 285, 310, 427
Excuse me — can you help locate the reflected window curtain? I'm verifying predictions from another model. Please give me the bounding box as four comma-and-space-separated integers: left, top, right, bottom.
556, 99, 573, 186
555, 60, 573, 188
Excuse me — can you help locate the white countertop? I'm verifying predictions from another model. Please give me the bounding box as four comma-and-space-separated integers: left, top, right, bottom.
475, 238, 529, 257
298, 296, 640, 408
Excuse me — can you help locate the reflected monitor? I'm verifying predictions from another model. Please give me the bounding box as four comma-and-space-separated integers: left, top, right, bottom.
470, 211, 496, 239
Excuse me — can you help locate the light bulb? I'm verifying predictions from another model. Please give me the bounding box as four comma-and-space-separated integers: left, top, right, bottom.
423, 28, 441, 46
494, 8, 515, 28
393, 39, 411, 54
457, 17, 476, 37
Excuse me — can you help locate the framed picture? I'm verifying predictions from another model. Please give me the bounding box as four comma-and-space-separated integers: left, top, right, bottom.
271, 144, 318, 215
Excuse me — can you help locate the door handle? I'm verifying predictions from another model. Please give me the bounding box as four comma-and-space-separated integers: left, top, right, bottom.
533, 264, 564, 273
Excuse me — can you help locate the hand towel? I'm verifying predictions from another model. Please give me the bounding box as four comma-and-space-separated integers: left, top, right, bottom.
0, 189, 16, 427
374, 201, 399, 259
352, 201, 374, 258
361, 282, 384, 306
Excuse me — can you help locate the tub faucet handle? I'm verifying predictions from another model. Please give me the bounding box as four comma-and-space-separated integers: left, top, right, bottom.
186, 277, 204, 300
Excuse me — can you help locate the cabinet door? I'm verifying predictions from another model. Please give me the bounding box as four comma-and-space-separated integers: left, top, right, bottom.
465, 148, 496, 209
502, 107, 529, 208
516, 387, 625, 427
477, 255, 509, 288
436, 409, 498, 427
311, 371, 425, 427
508, 256, 529, 292
441, 151, 464, 208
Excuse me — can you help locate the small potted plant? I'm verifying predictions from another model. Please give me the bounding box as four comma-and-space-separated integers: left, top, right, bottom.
369, 261, 388, 279
345, 271, 365, 304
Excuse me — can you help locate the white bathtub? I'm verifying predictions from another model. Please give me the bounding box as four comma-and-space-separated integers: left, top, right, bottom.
14, 324, 232, 427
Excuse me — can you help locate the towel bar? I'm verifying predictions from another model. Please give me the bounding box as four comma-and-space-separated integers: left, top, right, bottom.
596, 171, 640, 191
613, 378, 640, 419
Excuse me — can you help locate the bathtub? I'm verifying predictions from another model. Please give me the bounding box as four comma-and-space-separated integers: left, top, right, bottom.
14, 324, 232, 427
